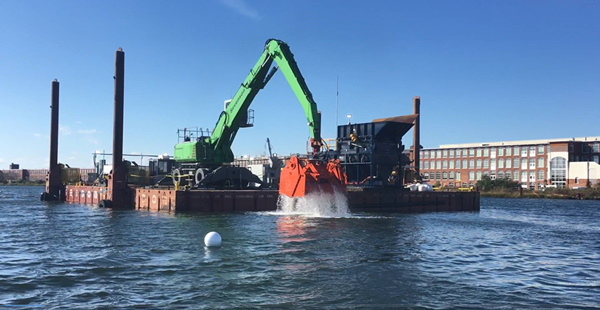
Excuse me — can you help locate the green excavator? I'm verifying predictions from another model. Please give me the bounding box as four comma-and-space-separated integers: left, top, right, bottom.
171, 39, 345, 196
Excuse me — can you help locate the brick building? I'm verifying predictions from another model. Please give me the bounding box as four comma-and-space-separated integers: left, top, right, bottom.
419, 136, 600, 190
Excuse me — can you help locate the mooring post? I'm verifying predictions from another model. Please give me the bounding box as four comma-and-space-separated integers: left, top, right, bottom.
106, 47, 130, 208
413, 96, 421, 182
41, 79, 64, 201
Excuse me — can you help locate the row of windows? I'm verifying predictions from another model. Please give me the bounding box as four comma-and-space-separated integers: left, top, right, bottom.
576, 143, 600, 153
421, 145, 548, 159
420, 158, 546, 170
423, 170, 545, 181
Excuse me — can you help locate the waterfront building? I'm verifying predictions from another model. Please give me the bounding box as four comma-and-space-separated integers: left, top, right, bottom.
419, 136, 600, 190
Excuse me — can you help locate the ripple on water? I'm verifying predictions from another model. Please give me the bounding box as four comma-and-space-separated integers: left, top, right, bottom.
0, 191, 599, 309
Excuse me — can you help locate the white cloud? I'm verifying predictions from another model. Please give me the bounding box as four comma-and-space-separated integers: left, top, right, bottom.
59, 124, 71, 135
84, 136, 99, 145
220, 0, 260, 20
78, 129, 97, 134
34, 133, 41, 137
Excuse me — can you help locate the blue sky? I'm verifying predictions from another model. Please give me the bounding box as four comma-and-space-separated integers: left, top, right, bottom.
0, 0, 598, 169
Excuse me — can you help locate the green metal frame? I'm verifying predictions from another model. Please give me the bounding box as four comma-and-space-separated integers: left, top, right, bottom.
174, 39, 323, 165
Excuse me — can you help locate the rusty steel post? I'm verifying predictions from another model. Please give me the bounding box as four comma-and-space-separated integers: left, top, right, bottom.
413, 96, 420, 181
106, 47, 130, 208
41, 79, 64, 201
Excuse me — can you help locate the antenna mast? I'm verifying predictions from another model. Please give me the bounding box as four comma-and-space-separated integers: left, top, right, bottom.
336, 75, 339, 126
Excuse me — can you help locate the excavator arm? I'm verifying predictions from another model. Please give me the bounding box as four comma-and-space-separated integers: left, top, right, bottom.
209, 39, 323, 164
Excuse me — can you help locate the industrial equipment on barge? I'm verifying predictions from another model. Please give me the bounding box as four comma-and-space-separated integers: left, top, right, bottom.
170, 39, 346, 197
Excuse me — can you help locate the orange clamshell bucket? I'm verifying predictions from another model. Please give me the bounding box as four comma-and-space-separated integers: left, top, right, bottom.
279, 156, 347, 198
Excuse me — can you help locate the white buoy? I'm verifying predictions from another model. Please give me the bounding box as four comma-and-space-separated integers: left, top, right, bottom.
204, 232, 222, 247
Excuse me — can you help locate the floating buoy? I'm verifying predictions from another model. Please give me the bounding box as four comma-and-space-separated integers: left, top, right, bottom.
204, 232, 222, 247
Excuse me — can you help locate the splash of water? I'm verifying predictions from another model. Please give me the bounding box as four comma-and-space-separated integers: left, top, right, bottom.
276, 189, 350, 217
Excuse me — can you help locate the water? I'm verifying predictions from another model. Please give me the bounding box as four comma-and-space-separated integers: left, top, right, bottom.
1, 186, 599, 309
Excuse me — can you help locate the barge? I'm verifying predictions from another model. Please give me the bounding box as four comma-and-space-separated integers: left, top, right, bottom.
43, 44, 480, 213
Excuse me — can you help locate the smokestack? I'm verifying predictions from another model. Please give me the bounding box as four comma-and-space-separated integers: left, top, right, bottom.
413, 96, 420, 180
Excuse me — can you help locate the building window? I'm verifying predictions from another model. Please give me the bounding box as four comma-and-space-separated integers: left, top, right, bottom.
469, 171, 474, 180
569, 144, 574, 152
498, 147, 504, 156
476, 149, 482, 157
506, 147, 512, 156
538, 157, 544, 168
449, 182, 454, 187
431, 151, 436, 159
449, 160, 454, 169
424, 172, 429, 180
593, 143, 599, 153
514, 146, 520, 156
490, 148, 496, 158
456, 172, 461, 181
483, 159, 489, 169
469, 160, 475, 168
521, 171, 527, 182
550, 157, 567, 188
456, 160, 461, 169
505, 171, 511, 179
538, 145, 545, 154
521, 146, 528, 157
423, 151, 429, 159
514, 170, 519, 180
442, 150, 448, 158
529, 146, 536, 157
582, 143, 590, 153
498, 159, 504, 168
449, 150, 454, 158
436, 172, 441, 180
506, 158, 512, 169
498, 171, 504, 179
449, 171, 454, 179
514, 158, 520, 168
442, 161, 448, 169
463, 160, 468, 169
436, 150, 442, 158
537, 170, 544, 180
469, 149, 475, 157
424, 161, 429, 169
476, 171, 482, 180
420, 162, 423, 170
529, 171, 535, 182
442, 172, 448, 179
476, 159, 482, 168
529, 158, 535, 169
491, 159, 496, 170
436, 161, 441, 169
483, 148, 489, 157
594, 155, 599, 164
521, 159, 527, 170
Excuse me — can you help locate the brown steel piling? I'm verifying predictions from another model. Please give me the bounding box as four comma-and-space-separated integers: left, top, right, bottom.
42, 79, 64, 201
106, 47, 130, 208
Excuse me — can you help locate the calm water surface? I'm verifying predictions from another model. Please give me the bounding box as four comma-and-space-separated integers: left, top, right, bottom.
1, 186, 599, 309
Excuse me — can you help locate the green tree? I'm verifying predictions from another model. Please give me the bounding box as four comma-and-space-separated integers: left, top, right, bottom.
476, 175, 520, 192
